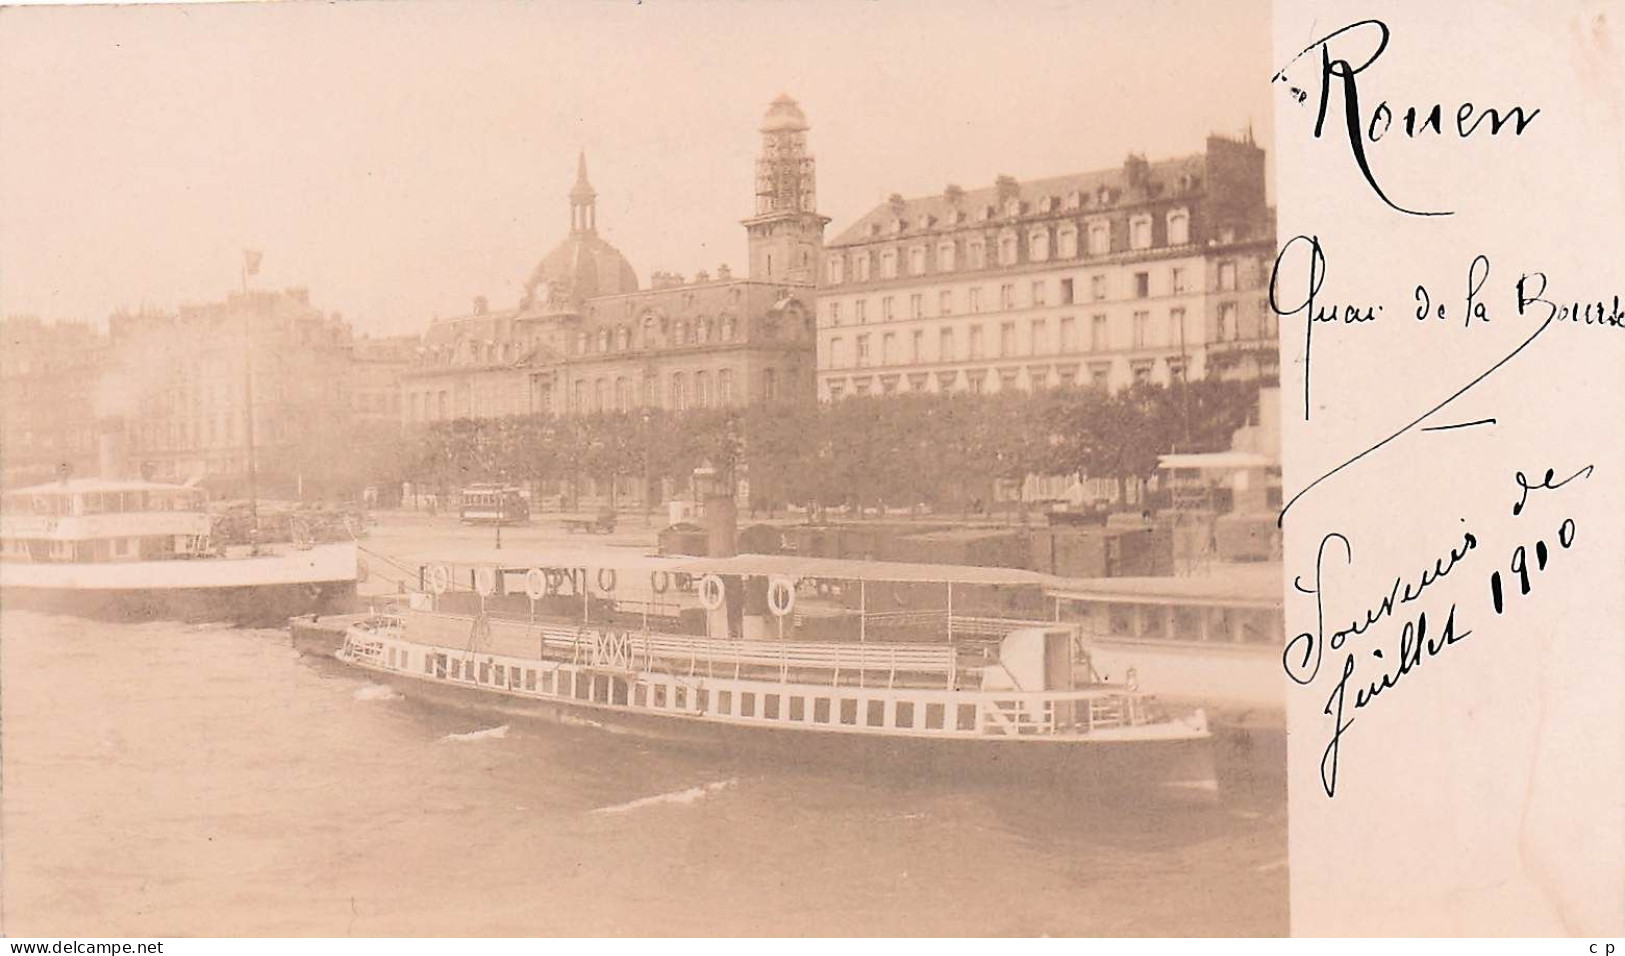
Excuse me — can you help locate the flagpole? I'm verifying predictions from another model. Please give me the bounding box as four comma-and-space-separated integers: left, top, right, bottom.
241, 251, 260, 553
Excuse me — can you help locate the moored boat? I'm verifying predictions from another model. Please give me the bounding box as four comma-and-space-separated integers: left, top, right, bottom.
330, 553, 1216, 797
0, 477, 357, 625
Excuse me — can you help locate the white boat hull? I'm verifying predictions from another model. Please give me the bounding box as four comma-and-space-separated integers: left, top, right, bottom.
0, 542, 357, 625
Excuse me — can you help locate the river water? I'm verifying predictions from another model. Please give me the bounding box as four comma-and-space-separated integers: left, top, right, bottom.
1, 609, 1286, 936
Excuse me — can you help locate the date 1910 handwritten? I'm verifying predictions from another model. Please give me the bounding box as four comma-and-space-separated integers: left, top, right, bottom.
1292, 467, 1592, 798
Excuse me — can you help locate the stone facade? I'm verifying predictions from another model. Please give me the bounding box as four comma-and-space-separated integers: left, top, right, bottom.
401, 97, 825, 428
0, 317, 110, 488
816, 134, 1277, 400
110, 288, 355, 491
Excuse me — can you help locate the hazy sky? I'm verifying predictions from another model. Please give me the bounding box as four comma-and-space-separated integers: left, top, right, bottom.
0, 0, 1272, 336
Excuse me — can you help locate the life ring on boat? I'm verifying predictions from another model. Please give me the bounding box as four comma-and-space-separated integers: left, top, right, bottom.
473, 566, 498, 598
427, 563, 452, 595
766, 576, 796, 618
596, 567, 617, 594
698, 574, 726, 612
524, 568, 548, 601
650, 570, 670, 594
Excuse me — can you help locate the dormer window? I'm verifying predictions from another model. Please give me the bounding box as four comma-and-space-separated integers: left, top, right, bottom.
981, 205, 995, 221
1166, 207, 1190, 246
1039, 196, 1054, 213
1066, 190, 1082, 210
1087, 220, 1111, 256
1004, 197, 1021, 218
867, 222, 882, 237
1096, 186, 1112, 205
1029, 228, 1051, 262
998, 230, 1019, 266
1129, 213, 1153, 251
891, 218, 906, 235
598, 329, 610, 352
1057, 223, 1079, 259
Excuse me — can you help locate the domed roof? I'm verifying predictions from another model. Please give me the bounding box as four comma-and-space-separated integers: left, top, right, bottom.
525, 231, 639, 313
761, 94, 808, 132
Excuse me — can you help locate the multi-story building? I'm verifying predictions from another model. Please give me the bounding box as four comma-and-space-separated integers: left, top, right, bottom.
401, 96, 825, 504
815, 133, 1276, 400
350, 334, 416, 431
111, 288, 355, 493
0, 317, 111, 487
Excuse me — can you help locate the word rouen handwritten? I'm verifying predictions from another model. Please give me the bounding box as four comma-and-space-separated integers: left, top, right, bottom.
1273, 19, 1540, 216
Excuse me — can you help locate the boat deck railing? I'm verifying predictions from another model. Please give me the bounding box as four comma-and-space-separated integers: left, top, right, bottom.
346, 619, 1183, 739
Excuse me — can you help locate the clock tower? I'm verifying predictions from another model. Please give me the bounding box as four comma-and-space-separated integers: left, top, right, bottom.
742, 95, 829, 285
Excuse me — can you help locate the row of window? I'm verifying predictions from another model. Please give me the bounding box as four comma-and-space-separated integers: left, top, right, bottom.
828, 208, 1192, 284
532, 368, 783, 416
822, 356, 1185, 399
824, 303, 1273, 370
824, 261, 1242, 327
408, 647, 988, 733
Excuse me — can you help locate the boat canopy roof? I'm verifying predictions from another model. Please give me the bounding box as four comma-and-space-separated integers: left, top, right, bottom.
1048, 563, 1282, 609
4, 478, 199, 498
670, 554, 1058, 587
420, 547, 1057, 587
1158, 451, 1276, 471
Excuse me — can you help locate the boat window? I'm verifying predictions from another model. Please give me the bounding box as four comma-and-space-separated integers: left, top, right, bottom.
1172, 606, 1202, 642
509, 666, 521, 688
479, 661, 490, 683
716, 690, 730, 715
789, 696, 806, 721
695, 689, 709, 712
542, 671, 555, 695
387, 648, 396, 668
895, 701, 916, 729
655, 684, 669, 709
763, 695, 781, 720
866, 700, 886, 727
813, 698, 830, 723
450, 659, 462, 680
839, 699, 858, 725
925, 703, 946, 730
424, 655, 434, 675
1108, 603, 1135, 636
674, 686, 687, 710
956, 704, 977, 731
740, 693, 756, 718
573, 674, 590, 700
525, 669, 536, 690
634, 683, 647, 707
558, 672, 572, 697
400, 651, 411, 671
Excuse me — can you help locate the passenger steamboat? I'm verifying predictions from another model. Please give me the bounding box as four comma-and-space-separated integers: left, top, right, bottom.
0, 435, 356, 624
324, 551, 1216, 795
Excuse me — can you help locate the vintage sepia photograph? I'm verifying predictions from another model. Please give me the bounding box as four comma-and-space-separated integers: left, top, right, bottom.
0, 0, 1284, 938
